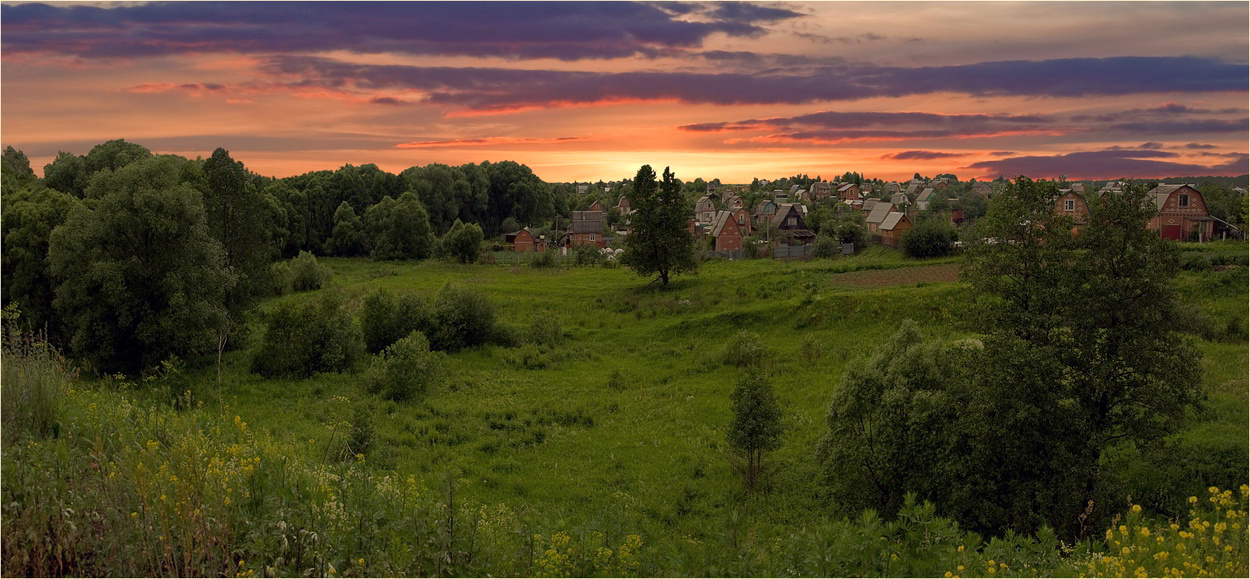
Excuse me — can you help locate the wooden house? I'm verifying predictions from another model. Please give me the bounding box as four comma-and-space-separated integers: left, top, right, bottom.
710, 210, 745, 252
616, 195, 632, 215
916, 188, 935, 210
695, 195, 717, 223
879, 212, 912, 247
810, 182, 832, 199
866, 202, 894, 232
754, 199, 779, 227
588, 199, 605, 212
837, 183, 861, 201
862, 198, 880, 214
1146, 184, 1213, 241
566, 211, 605, 248
725, 194, 745, 210
970, 182, 992, 197
770, 203, 816, 245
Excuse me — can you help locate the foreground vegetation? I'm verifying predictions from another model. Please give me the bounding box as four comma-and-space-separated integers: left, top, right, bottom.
3, 243, 1246, 576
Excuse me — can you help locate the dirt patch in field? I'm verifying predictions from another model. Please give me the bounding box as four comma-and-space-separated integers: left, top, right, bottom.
830, 263, 962, 289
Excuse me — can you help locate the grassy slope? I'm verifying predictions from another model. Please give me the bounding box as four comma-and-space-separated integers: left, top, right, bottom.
195, 248, 1244, 542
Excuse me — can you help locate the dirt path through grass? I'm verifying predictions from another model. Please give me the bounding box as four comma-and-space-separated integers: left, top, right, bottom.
829, 263, 962, 289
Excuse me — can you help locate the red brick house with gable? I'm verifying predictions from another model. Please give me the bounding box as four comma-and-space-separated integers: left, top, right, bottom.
710, 210, 745, 252
732, 206, 752, 235
1055, 190, 1090, 228
1146, 184, 1213, 241
508, 227, 548, 252
566, 211, 605, 248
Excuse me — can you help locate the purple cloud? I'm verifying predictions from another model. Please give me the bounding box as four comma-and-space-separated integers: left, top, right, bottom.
253, 55, 1246, 111
965, 149, 1249, 180
0, 1, 803, 61
883, 151, 965, 160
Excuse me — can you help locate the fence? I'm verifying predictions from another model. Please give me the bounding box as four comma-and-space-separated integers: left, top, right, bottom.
773, 244, 815, 259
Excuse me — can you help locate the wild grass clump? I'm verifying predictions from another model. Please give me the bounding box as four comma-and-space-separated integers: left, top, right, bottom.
527, 312, 563, 348
529, 249, 557, 268
1, 322, 70, 443
722, 330, 770, 368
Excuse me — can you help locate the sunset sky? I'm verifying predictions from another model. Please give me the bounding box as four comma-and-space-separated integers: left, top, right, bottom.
2, 1, 1247, 184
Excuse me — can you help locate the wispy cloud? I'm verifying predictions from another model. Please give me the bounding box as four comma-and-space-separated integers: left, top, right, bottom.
965, 148, 1249, 180
883, 150, 965, 160
395, 136, 587, 149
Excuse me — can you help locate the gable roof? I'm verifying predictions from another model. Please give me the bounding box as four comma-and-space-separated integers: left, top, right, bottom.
862, 198, 880, 212
866, 202, 894, 224
569, 210, 603, 233
916, 188, 935, 202
1146, 184, 1201, 211
880, 211, 909, 231
710, 210, 742, 238
754, 200, 778, 215
771, 203, 806, 228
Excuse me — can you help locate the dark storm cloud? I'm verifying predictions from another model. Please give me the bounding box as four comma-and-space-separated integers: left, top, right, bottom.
255, 55, 1245, 111
679, 111, 1052, 142
965, 149, 1249, 179
0, 1, 803, 61
883, 151, 965, 160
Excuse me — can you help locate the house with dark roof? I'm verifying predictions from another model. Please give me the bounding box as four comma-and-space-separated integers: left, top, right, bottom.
566, 211, 605, 248
616, 195, 632, 215
810, 182, 832, 199
753, 199, 779, 227
695, 195, 717, 224
771, 203, 815, 245
507, 227, 548, 253
588, 199, 605, 212
970, 182, 992, 197
837, 183, 861, 201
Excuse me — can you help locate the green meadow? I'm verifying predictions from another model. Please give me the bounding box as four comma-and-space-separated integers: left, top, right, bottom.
5, 245, 1246, 576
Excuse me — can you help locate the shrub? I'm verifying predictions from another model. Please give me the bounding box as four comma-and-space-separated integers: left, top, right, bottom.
900, 218, 957, 258
429, 283, 495, 352
811, 236, 839, 259
268, 261, 294, 296
251, 293, 364, 377
439, 219, 484, 264
502, 342, 550, 369
529, 249, 557, 268
366, 331, 442, 402
528, 312, 563, 348
834, 222, 866, 247
360, 289, 432, 354
722, 330, 770, 368
290, 250, 329, 291
573, 243, 604, 266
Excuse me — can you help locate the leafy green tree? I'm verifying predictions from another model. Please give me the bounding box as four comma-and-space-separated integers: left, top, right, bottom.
289, 250, 329, 292
834, 222, 866, 247
728, 372, 784, 491
439, 219, 484, 264
326, 201, 366, 256
42, 152, 88, 198
359, 289, 431, 354
47, 155, 230, 374
83, 139, 151, 177
199, 147, 284, 344
364, 192, 435, 260
1, 146, 36, 192
620, 165, 696, 286
1, 186, 81, 338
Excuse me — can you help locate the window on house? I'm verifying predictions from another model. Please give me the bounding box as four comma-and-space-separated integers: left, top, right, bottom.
589, 233, 596, 241
788, 216, 796, 227
1179, 194, 1189, 207
1064, 200, 1074, 211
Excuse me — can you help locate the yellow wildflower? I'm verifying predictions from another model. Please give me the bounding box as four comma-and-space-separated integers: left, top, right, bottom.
1132, 504, 1142, 513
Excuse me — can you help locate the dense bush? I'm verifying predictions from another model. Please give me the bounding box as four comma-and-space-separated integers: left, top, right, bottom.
250, 294, 364, 377
289, 250, 330, 292
429, 283, 496, 352
359, 289, 431, 354
365, 331, 442, 402
268, 260, 293, 295
573, 243, 604, 266
900, 218, 957, 258
811, 235, 839, 259
834, 222, 866, 248
439, 219, 484, 264
529, 249, 557, 268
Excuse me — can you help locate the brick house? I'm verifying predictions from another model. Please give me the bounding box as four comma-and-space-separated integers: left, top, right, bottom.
810, 182, 832, 199
837, 183, 862, 201
1055, 190, 1090, 230
879, 212, 912, 247
566, 211, 605, 248
1146, 184, 1213, 241
731, 206, 753, 235
710, 210, 745, 252
508, 227, 549, 253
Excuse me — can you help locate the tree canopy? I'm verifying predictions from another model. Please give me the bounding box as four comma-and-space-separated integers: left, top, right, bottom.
620, 165, 696, 286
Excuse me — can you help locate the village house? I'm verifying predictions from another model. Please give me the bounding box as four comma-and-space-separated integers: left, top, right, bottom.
1146, 184, 1213, 241
931, 179, 949, 191
866, 202, 894, 232
861, 198, 880, 214
905, 180, 922, 196
732, 206, 753, 236
890, 193, 910, 208
616, 195, 632, 215
725, 194, 745, 210
694, 195, 717, 224
884, 182, 902, 196
1055, 189, 1090, 230
770, 203, 816, 245
810, 182, 832, 199
710, 210, 746, 252
915, 188, 935, 210
576, 184, 589, 195
507, 227, 548, 253
588, 199, 605, 212
837, 182, 861, 201
753, 199, 779, 227
566, 211, 605, 248
772, 190, 789, 203
970, 182, 992, 197
879, 211, 912, 248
